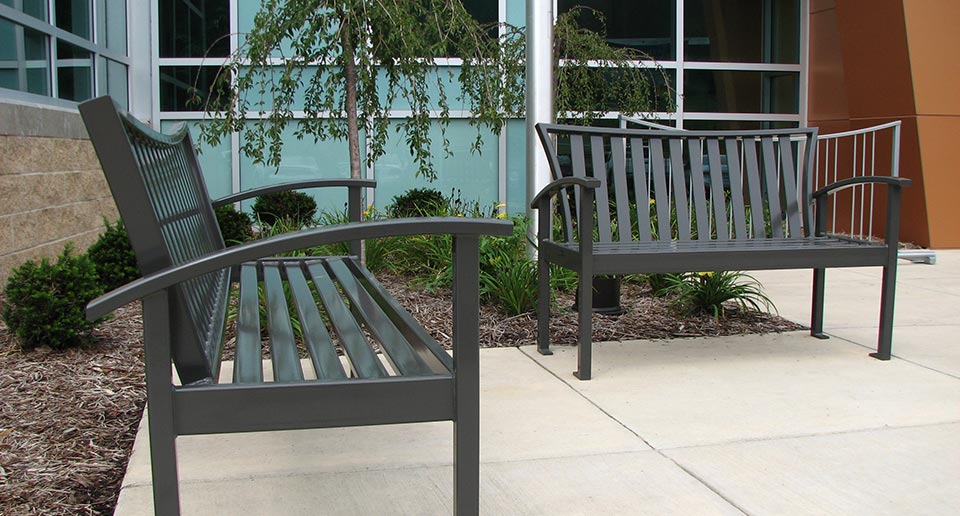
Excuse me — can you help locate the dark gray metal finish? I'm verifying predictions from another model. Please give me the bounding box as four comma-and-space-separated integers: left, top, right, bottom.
533, 122, 910, 380
79, 96, 511, 515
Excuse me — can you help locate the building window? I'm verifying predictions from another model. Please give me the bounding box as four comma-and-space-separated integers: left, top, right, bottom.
0, 0, 129, 106
556, 0, 805, 128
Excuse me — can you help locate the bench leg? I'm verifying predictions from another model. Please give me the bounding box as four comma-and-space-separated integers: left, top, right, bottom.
870, 262, 898, 360
143, 292, 181, 516
811, 268, 829, 339
537, 254, 553, 356
574, 270, 593, 380
453, 236, 480, 515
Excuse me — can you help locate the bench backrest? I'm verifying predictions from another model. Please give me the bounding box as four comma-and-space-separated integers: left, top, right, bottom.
536, 124, 818, 244
80, 96, 229, 385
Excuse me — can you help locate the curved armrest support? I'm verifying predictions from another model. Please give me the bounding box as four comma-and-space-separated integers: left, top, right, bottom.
812, 176, 911, 201
211, 179, 377, 207
529, 177, 601, 209
812, 176, 912, 239
87, 217, 513, 320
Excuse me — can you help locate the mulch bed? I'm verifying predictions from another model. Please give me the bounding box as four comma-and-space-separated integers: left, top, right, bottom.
0, 274, 801, 515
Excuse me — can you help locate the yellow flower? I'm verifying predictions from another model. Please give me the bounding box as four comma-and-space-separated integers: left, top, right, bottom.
496, 211, 507, 219
697, 271, 714, 278
649, 199, 656, 205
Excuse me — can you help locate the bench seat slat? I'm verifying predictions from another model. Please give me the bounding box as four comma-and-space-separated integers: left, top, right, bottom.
610, 137, 632, 243
305, 261, 388, 379
541, 237, 887, 275
325, 258, 435, 377
345, 259, 453, 373
284, 263, 348, 381
234, 263, 263, 384
262, 263, 305, 383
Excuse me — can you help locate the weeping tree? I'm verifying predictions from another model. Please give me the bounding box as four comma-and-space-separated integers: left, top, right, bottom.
196, 0, 526, 182
195, 2, 671, 186
554, 6, 674, 124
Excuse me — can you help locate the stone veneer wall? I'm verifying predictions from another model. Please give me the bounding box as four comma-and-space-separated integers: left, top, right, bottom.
0, 100, 117, 284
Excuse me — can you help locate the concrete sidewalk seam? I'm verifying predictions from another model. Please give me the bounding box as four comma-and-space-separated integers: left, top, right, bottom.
656, 419, 960, 452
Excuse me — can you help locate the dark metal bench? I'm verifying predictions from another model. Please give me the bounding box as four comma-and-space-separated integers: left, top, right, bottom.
532, 123, 911, 380
79, 96, 511, 515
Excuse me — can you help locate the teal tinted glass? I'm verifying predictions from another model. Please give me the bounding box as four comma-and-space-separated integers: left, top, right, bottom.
159, 0, 229, 57
55, 0, 91, 40
56, 40, 92, 101
374, 120, 498, 213
505, 119, 527, 215
240, 123, 360, 215
161, 120, 234, 201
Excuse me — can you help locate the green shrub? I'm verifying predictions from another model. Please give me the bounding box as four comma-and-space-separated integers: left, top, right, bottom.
2, 244, 104, 349
659, 271, 774, 319
479, 247, 538, 316
86, 218, 140, 292
644, 273, 674, 296
252, 190, 317, 228
387, 188, 446, 218
215, 204, 254, 246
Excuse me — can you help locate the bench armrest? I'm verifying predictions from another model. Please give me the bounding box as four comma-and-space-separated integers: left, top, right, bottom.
812, 176, 912, 239
811, 176, 911, 201
211, 179, 377, 208
529, 177, 601, 209
86, 217, 513, 321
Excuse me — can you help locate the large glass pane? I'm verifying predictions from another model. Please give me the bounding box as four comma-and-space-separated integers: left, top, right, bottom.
159, 0, 229, 58
106, 58, 127, 106
557, 0, 677, 60
684, 0, 799, 63
55, 0, 91, 40
557, 66, 675, 114
0, 19, 50, 95
161, 120, 233, 201
56, 40, 92, 100
684, 70, 798, 113
374, 120, 498, 213
159, 65, 225, 111
96, 0, 127, 52
2, 0, 48, 21
683, 119, 799, 131
505, 119, 526, 215
240, 124, 360, 215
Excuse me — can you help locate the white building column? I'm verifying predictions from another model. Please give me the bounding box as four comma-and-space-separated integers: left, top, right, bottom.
526, 0, 553, 248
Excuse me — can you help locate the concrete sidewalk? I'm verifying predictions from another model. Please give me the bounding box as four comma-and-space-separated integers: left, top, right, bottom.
115, 252, 960, 515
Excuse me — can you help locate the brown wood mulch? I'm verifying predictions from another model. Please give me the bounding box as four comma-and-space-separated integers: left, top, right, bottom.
0, 274, 802, 515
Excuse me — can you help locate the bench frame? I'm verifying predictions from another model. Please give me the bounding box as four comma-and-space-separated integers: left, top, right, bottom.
532, 123, 911, 380
80, 96, 511, 515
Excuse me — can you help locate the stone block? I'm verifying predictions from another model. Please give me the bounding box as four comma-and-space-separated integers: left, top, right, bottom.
0, 136, 99, 176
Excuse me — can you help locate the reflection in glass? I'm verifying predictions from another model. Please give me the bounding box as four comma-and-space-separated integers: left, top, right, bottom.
56, 40, 92, 101
96, 0, 127, 52
159, 0, 230, 58
0, 19, 50, 95
684, 0, 799, 63
557, 0, 677, 60
55, 0, 91, 40
1, 0, 47, 21
683, 120, 798, 131
684, 70, 798, 114
160, 66, 227, 111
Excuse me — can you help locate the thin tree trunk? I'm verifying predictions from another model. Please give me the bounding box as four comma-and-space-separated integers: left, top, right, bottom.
342, 22, 362, 181
341, 19, 366, 262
